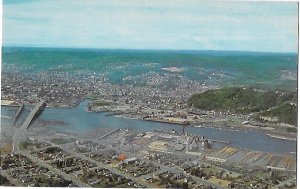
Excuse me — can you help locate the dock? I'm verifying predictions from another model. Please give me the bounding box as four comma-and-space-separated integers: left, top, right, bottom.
105, 111, 123, 116
98, 129, 121, 140
211, 139, 231, 144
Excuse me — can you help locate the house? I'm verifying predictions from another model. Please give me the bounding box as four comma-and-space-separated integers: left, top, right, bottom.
37, 167, 48, 173
158, 170, 168, 175
89, 179, 101, 186
174, 144, 185, 151
169, 175, 176, 180
63, 167, 73, 174
117, 176, 125, 182
144, 175, 152, 181
183, 176, 193, 183
174, 173, 184, 180
74, 172, 82, 178
124, 157, 137, 164
104, 160, 111, 164
20, 175, 32, 183
181, 164, 192, 171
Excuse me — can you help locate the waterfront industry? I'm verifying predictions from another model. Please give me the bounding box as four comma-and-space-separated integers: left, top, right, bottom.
1, 3, 298, 187
1, 93, 296, 188
1, 46, 297, 189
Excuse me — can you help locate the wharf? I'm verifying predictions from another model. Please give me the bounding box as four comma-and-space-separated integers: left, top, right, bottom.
143, 118, 186, 125
211, 139, 231, 144
1, 100, 19, 107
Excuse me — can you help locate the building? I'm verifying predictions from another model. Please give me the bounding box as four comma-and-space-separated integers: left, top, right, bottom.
174, 144, 185, 151
124, 157, 137, 164
202, 139, 211, 149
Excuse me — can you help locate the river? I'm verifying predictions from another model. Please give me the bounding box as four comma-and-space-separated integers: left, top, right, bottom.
1, 101, 296, 154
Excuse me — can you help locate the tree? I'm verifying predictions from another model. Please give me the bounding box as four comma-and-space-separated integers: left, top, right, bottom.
191, 168, 196, 176
34, 182, 40, 187
181, 182, 189, 189
226, 174, 230, 180
207, 171, 213, 178
198, 170, 204, 178
174, 183, 181, 188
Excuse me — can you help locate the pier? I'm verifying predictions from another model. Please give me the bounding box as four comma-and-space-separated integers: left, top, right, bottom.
105, 111, 123, 116
98, 129, 121, 140
211, 139, 231, 144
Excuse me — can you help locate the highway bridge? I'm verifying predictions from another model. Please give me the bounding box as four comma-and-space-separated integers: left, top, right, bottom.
21, 100, 47, 130
12, 100, 47, 152
11, 102, 24, 126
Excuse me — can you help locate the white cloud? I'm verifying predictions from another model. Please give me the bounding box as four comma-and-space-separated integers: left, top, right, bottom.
3, 0, 298, 52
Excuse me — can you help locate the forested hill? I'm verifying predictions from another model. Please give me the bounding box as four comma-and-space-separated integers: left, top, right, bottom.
187, 87, 297, 125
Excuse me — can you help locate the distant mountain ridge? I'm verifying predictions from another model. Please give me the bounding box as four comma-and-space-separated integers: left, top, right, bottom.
2, 47, 297, 90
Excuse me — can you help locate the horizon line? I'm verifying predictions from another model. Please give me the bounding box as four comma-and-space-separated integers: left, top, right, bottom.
2, 44, 298, 54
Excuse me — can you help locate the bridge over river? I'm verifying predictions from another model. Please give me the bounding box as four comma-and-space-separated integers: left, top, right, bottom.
11, 102, 24, 126
12, 100, 46, 152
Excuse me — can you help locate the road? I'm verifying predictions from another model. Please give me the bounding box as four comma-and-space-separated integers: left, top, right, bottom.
40, 140, 155, 188
19, 151, 90, 187
0, 169, 24, 186
271, 176, 296, 189
143, 142, 241, 177
115, 133, 228, 188
118, 146, 227, 189
153, 161, 227, 189
11, 102, 24, 126
0, 103, 23, 150
12, 100, 46, 153
12, 124, 25, 153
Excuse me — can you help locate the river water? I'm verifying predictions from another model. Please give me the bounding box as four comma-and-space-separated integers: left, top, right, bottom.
1, 101, 296, 154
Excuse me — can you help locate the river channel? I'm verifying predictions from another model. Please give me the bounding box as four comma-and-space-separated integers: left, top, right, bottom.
1, 101, 296, 154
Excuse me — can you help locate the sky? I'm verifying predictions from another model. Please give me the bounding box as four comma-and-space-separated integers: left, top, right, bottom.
2, 0, 299, 52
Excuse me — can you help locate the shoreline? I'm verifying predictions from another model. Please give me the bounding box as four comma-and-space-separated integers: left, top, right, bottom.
2, 103, 295, 156
194, 122, 297, 141
3, 99, 296, 142
86, 108, 297, 142
266, 134, 297, 141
